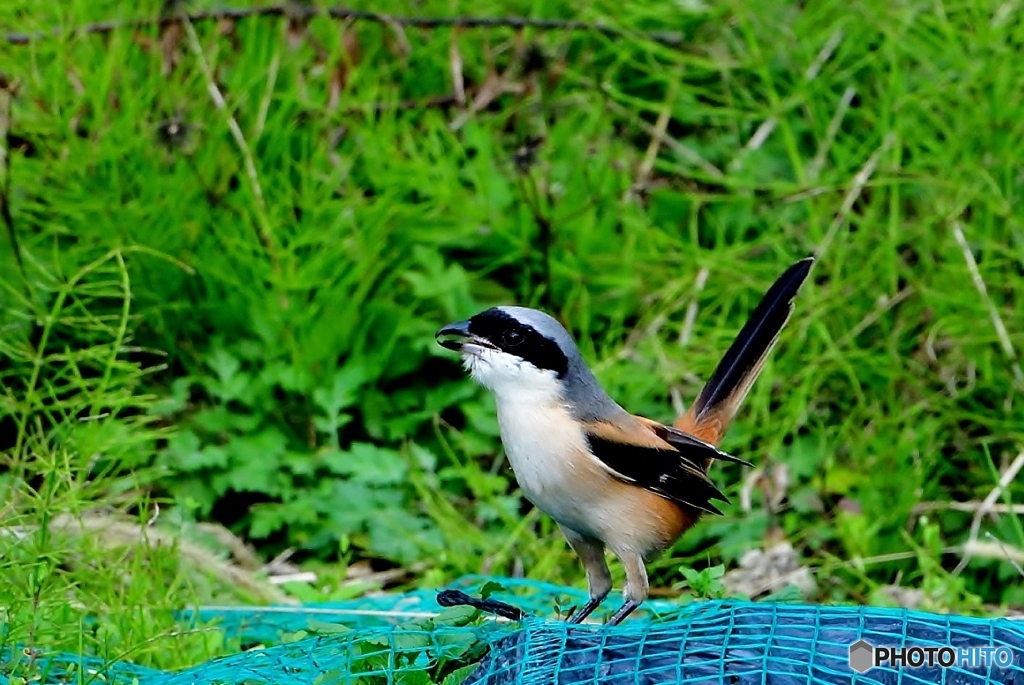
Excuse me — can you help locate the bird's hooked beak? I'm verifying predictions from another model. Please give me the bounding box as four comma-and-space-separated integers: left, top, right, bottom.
435, 320, 497, 352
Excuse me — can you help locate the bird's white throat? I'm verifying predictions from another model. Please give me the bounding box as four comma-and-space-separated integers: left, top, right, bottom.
462, 347, 598, 531
461, 346, 563, 405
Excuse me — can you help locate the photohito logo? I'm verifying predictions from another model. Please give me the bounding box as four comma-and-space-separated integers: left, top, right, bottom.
848, 639, 1015, 674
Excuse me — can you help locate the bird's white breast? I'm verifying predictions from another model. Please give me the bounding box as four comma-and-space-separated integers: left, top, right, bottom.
495, 397, 598, 532
463, 346, 609, 537
497, 397, 578, 487
493, 393, 605, 537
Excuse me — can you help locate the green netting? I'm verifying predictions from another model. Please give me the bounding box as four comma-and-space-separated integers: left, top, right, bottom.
3, 576, 1022, 684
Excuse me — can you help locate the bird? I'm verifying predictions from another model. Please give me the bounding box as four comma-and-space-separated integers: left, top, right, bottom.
435, 257, 813, 625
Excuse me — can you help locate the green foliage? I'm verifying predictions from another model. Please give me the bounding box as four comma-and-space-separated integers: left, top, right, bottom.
152, 341, 450, 562
2, 0, 1024, 673
680, 565, 728, 601
0, 249, 234, 671
300, 607, 488, 685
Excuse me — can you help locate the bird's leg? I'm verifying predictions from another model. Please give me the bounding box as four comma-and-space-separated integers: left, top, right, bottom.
605, 549, 648, 626
560, 527, 611, 624
606, 600, 641, 626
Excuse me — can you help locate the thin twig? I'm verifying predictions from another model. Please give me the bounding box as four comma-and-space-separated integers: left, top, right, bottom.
4, 512, 295, 605
448, 75, 524, 131
145, 502, 160, 527
339, 565, 416, 589
815, 133, 893, 259
448, 39, 523, 132
803, 30, 845, 82
808, 86, 856, 180
449, 28, 467, 107
4, 5, 685, 48
953, 450, 1024, 575
346, 94, 461, 114
636, 78, 679, 185
653, 266, 708, 417
732, 30, 843, 163
958, 539, 1024, 567
253, 50, 281, 140
180, 15, 279, 270
678, 267, 710, 348
603, 96, 723, 178
513, 168, 555, 308
952, 220, 1024, 391
0, 75, 27, 293
985, 532, 1024, 577
267, 572, 318, 585
914, 500, 1024, 516
836, 286, 914, 349
194, 521, 263, 570
991, 0, 1021, 27
381, 15, 412, 56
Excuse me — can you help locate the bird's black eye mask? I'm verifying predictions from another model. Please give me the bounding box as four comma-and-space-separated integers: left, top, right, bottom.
467, 309, 569, 377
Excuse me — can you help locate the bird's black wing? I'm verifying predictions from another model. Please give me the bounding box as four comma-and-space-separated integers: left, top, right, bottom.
583, 422, 734, 515
650, 422, 753, 468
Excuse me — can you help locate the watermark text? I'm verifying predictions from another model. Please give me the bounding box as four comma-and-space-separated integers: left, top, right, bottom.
848, 639, 1015, 674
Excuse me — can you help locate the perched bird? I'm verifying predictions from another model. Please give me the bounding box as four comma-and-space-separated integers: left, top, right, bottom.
436, 257, 813, 625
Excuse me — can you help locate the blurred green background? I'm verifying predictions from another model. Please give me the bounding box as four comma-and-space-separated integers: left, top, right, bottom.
2, 0, 1024, 674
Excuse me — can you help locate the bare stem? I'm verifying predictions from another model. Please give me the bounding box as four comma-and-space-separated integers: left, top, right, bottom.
5, 5, 685, 48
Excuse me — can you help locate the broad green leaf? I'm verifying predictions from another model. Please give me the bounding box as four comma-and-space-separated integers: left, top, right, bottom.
432, 606, 478, 627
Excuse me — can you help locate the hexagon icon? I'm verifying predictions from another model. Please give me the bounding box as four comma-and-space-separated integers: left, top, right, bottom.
849, 640, 874, 674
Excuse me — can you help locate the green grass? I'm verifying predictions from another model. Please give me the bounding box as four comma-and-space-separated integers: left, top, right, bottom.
2, 0, 1024, 677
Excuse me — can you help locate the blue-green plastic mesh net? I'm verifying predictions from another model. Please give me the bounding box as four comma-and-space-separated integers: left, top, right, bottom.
3, 576, 1022, 684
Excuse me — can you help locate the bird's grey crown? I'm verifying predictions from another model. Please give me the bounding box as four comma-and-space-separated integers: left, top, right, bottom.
495, 306, 629, 423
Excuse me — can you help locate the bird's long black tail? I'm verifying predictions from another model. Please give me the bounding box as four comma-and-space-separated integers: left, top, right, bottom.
674, 257, 814, 450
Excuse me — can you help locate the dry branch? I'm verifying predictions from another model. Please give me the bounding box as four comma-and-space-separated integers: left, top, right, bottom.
5, 5, 685, 48
952, 450, 1024, 575
952, 221, 1024, 392
180, 15, 279, 271
0, 75, 25, 288
2, 512, 295, 605
814, 133, 893, 259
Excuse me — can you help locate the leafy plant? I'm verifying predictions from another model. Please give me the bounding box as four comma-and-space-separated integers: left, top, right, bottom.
0, 249, 233, 670
680, 565, 728, 601
3, 0, 1024, 676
